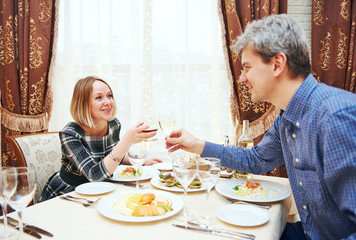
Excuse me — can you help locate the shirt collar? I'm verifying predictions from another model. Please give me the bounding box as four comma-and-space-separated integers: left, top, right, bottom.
282, 74, 318, 125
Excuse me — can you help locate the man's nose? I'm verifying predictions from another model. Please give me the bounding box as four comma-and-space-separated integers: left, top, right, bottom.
239, 71, 247, 83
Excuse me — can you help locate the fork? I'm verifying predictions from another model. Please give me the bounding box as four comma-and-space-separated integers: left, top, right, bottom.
65, 195, 95, 204
60, 196, 101, 207
216, 192, 271, 209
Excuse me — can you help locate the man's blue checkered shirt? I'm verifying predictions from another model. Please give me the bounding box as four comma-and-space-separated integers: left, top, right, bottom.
202, 74, 356, 239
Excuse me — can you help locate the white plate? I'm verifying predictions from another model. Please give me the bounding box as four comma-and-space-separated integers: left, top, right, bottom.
215, 204, 269, 227
97, 189, 183, 222
150, 174, 204, 192
215, 179, 291, 203
111, 165, 159, 182
152, 162, 172, 171
75, 182, 116, 195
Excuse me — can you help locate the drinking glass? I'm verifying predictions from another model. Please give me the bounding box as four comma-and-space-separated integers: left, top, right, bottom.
197, 157, 221, 225
172, 154, 198, 226
128, 142, 147, 189
158, 112, 176, 160
158, 112, 175, 136
139, 110, 158, 142
0, 167, 14, 239
2, 167, 37, 239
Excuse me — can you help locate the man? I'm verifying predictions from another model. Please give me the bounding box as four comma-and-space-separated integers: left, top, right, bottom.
165, 14, 356, 240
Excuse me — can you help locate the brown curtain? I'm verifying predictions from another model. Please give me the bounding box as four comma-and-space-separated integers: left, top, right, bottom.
218, 0, 288, 177
311, 0, 356, 93
0, 0, 59, 167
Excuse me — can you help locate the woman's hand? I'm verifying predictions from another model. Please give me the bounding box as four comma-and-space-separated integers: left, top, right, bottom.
121, 122, 157, 145
143, 158, 162, 166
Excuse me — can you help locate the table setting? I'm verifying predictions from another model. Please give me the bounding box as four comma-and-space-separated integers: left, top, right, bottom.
0, 151, 297, 240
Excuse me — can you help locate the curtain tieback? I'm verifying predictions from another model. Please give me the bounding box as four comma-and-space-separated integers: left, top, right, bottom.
1, 105, 48, 132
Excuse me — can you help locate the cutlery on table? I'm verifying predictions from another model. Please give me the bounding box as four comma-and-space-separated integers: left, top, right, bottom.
172, 224, 254, 240
187, 221, 254, 239
216, 192, 271, 209
0, 218, 42, 239
65, 195, 96, 204
7, 216, 53, 237
105, 180, 147, 189
233, 201, 271, 210
60, 196, 101, 207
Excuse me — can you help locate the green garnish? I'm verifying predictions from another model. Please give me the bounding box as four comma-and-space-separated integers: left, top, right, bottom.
159, 174, 163, 179
233, 185, 239, 190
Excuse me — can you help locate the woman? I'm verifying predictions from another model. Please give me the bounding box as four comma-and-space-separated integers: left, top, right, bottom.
39, 76, 161, 202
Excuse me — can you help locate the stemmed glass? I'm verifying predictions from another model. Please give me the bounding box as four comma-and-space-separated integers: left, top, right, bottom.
139, 110, 158, 142
158, 112, 176, 160
128, 142, 147, 189
172, 154, 198, 227
2, 167, 37, 239
197, 158, 221, 225
0, 167, 14, 239
158, 112, 175, 136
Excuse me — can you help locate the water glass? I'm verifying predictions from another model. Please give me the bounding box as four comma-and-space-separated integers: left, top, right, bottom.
2, 167, 37, 239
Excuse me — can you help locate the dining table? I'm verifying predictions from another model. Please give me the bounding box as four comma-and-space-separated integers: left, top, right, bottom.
1, 171, 298, 240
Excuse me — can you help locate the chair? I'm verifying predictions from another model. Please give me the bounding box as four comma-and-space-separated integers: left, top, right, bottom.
5, 132, 62, 203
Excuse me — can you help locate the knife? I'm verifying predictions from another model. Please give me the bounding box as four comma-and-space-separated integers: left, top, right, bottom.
172, 224, 254, 240
7, 216, 54, 237
0, 218, 42, 239
187, 221, 255, 239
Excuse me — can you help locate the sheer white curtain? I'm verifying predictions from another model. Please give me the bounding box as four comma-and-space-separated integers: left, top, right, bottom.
50, 0, 234, 142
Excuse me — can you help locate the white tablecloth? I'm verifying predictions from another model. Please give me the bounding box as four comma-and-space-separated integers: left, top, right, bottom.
2, 175, 297, 240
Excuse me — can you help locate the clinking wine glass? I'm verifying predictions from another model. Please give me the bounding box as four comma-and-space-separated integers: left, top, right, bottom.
128, 142, 147, 189
158, 112, 176, 160
2, 167, 37, 239
0, 167, 14, 240
197, 157, 221, 225
172, 154, 198, 227
139, 110, 158, 142
158, 112, 175, 136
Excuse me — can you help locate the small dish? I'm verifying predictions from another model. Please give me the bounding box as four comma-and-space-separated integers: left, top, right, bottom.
75, 182, 116, 195
215, 204, 269, 227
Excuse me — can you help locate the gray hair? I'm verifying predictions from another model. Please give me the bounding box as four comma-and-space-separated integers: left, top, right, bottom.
231, 14, 311, 78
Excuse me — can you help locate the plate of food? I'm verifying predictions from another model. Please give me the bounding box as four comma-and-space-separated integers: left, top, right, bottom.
110, 165, 159, 182
75, 182, 116, 195
215, 178, 291, 203
215, 204, 269, 227
97, 189, 183, 222
150, 172, 204, 192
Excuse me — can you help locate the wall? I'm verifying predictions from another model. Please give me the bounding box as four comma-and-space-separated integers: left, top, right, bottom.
288, 0, 313, 51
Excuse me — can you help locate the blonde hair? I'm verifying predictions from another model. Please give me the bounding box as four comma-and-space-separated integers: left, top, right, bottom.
70, 76, 117, 128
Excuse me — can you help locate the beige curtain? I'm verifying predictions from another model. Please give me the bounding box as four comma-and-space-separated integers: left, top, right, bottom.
0, 0, 59, 167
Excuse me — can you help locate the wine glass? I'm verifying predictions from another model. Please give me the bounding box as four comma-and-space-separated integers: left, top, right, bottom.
158, 112, 175, 136
172, 154, 198, 227
2, 167, 37, 239
197, 157, 221, 225
139, 110, 158, 142
0, 167, 15, 239
128, 142, 147, 189
158, 112, 176, 160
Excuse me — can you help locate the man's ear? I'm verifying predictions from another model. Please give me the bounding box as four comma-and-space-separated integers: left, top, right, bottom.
273, 53, 287, 77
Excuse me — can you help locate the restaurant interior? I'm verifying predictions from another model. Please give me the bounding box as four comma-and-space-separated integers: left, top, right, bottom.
0, 0, 355, 239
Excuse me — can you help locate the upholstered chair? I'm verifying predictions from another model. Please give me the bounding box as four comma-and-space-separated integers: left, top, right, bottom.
5, 132, 62, 203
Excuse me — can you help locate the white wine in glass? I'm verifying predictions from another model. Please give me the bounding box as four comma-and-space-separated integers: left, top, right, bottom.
158, 112, 175, 136
2, 167, 37, 239
128, 142, 147, 189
